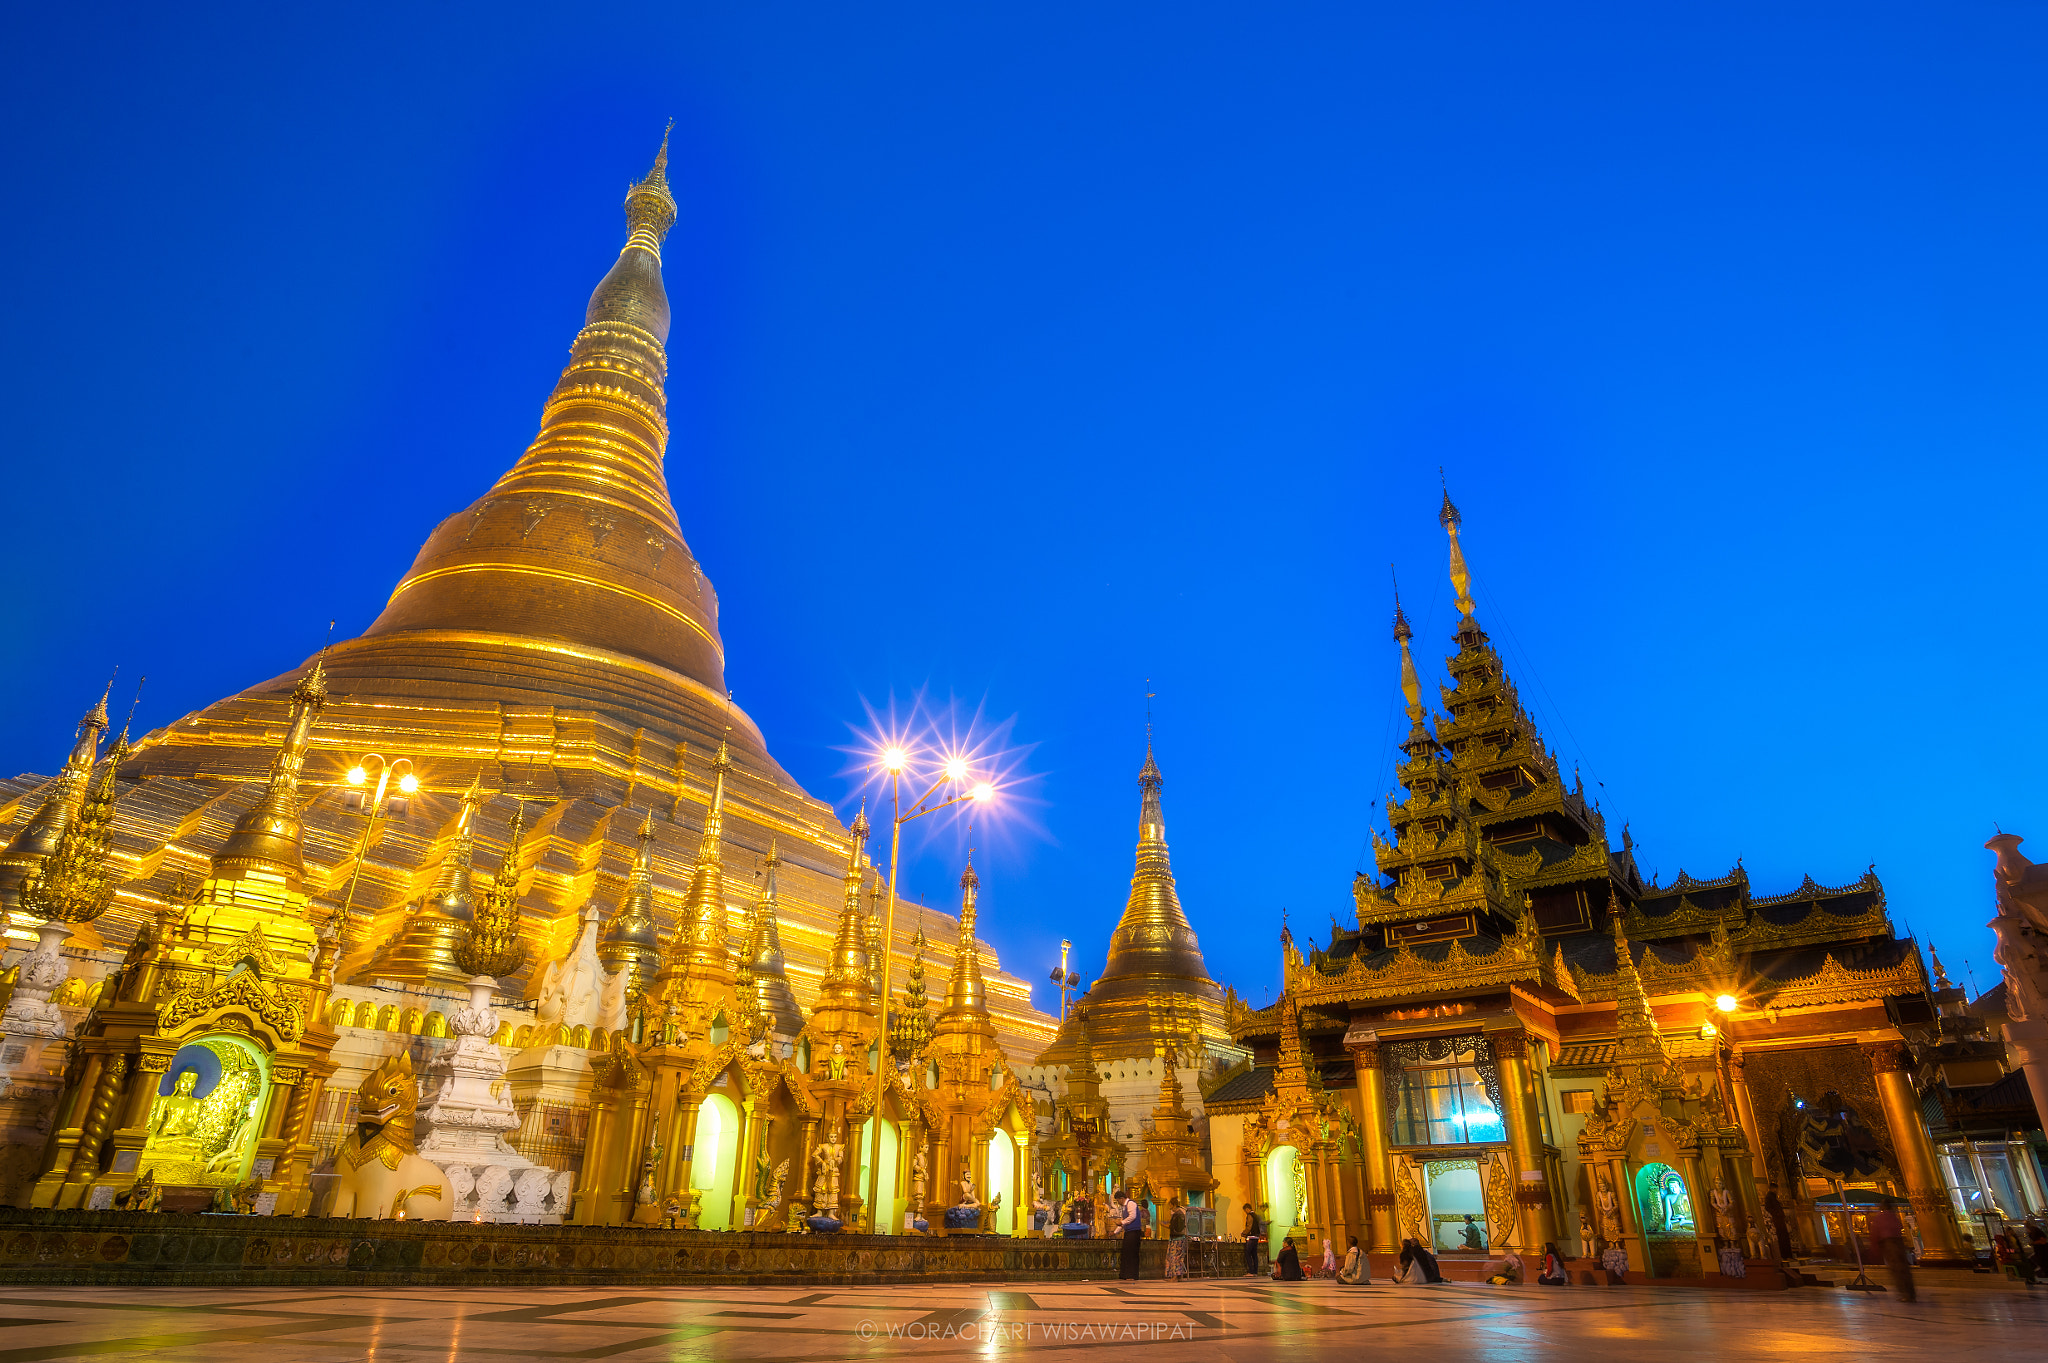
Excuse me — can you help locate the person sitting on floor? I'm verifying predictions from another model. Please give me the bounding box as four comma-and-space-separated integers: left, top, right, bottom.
1397, 1237, 1445, 1284
1338, 1235, 1369, 1285
1537, 1242, 1569, 1286
1273, 1238, 1304, 1281
1487, 1249, 1525, 1285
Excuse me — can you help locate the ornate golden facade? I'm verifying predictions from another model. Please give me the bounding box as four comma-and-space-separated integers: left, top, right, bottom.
0, 132, 1052, 1058
0, 134, 1053, 1229
1208, 492, 1970, 1278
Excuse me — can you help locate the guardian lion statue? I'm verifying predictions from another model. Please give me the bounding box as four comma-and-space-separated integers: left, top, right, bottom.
332, 1049, 453, 1220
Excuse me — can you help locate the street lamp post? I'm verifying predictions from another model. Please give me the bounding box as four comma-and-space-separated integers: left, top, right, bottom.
1049, 940, 1079, 1020
333, 753, 416, 954
866, 745, 992, 1234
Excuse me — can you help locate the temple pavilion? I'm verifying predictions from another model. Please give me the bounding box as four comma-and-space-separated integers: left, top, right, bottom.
1208, 493, 1968, 1278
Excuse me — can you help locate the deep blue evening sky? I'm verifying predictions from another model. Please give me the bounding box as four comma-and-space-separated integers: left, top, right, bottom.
4, 5, 2045, 1009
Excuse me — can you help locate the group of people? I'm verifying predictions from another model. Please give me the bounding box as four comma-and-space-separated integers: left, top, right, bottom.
1248, 1217, 1578, 1288
1106, 1187, 1197, 1282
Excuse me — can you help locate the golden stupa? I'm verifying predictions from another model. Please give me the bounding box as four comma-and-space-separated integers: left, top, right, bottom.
1033, 740, 1236, 1066
0, 133, 1053, 1057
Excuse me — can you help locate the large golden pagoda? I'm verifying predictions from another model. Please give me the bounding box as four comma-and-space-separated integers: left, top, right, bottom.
0, 133, 1053, 1058
1033, 740, 1235, 1066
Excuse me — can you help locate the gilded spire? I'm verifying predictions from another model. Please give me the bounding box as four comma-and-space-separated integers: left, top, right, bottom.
454, 800, 532, 979
942, 852, 989, 1018
1101, 737, 1210, 986
742, 838, 803, 1036
1609, 894, 1661, 1061
669, 738, 735, 990
0, 680, 116, 917
1440, 475, 1479, 625
356, 127, 732, 704
1392, 568, 1430, 741
598, 808, 662, 1006
18, 727, 130, 925
864, 879, 885, 997
209, 660, 326, 894
820, 804, 875, 1008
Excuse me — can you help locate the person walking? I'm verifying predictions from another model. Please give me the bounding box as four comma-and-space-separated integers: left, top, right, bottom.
1115, 1189, 1144, 1281
1337, 1235, 1369, 1284
1866, 1197, 1915, 1303
1243, 1207, 1263, 1276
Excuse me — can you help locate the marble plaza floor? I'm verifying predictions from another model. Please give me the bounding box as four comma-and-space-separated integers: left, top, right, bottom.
0, 1270, 2040, 1362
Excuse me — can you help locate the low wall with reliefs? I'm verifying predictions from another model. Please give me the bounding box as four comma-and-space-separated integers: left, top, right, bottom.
0, 1210, 1240, 1286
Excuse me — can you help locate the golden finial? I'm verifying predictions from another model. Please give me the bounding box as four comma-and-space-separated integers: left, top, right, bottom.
622, 123, 679, 256
1439, 472, 1478, 622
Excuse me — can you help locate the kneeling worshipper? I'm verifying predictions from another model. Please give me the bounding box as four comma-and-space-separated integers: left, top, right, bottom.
1319, 1239, 1337, 1279
1338, 1235, 1370, 1285
1397, 1237, 1445, 1284
1486, 1249, 1524, 1284
1273, 1238, 1304, 1280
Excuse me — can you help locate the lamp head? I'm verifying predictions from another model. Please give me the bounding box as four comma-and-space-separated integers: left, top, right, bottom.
397, 773, 419, 795
1715, 993, 1739, 1014
346, 766, 368, 786
882, 747, 908, 774
944, 756, 969, 782
971, 783, 996, 803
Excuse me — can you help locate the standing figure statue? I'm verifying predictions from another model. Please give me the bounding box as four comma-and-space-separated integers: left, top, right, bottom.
813, 1136, 844, 1206
1710, 1175, 1738, 1241
911, 1145, 929, 1211
1596, 1174, 1623, 1242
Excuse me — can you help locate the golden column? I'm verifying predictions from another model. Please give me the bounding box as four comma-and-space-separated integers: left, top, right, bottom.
574, 1059, 621, 1225
1344, 1033, 1397, 1250
1489, 1029, 1556, 1250
1726, 1050, 1772, 1186
1862, 1040, 1970, 1264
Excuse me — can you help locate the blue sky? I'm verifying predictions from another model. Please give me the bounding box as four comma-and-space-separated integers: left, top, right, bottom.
3, 4, 2045, 1008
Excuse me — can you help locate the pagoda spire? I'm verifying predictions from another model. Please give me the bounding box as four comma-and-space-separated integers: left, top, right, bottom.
1440, 475, 1480, 627
0, 680, 115, 918
819, 805, 875, 1009
599, 809, 662, 1010
671, 738, 735, 991
941, 851, 989, 1019
740, 838, 803, 1036
18, 724, 130, 927
1101, 736, 1210, 986
209, 660, 326, 895
1608, 894, 1662, 1062
354, 128, 734, 705
1391, 569, 1436, 754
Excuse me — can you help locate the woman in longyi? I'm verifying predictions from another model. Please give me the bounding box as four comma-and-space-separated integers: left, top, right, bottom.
331, 1050, 454, 1219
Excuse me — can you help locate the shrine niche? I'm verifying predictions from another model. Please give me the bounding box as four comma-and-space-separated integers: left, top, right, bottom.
138, 1037, 269, 1190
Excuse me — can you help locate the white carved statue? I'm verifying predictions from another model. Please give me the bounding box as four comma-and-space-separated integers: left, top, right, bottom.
958, 1168, 980, 1209
536, 898, 613, 1032
0, 921, 72, 1040
911, 1145, 929, 1209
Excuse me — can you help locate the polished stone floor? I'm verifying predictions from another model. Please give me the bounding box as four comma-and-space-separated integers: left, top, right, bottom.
0, 1271, 2040, 1361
